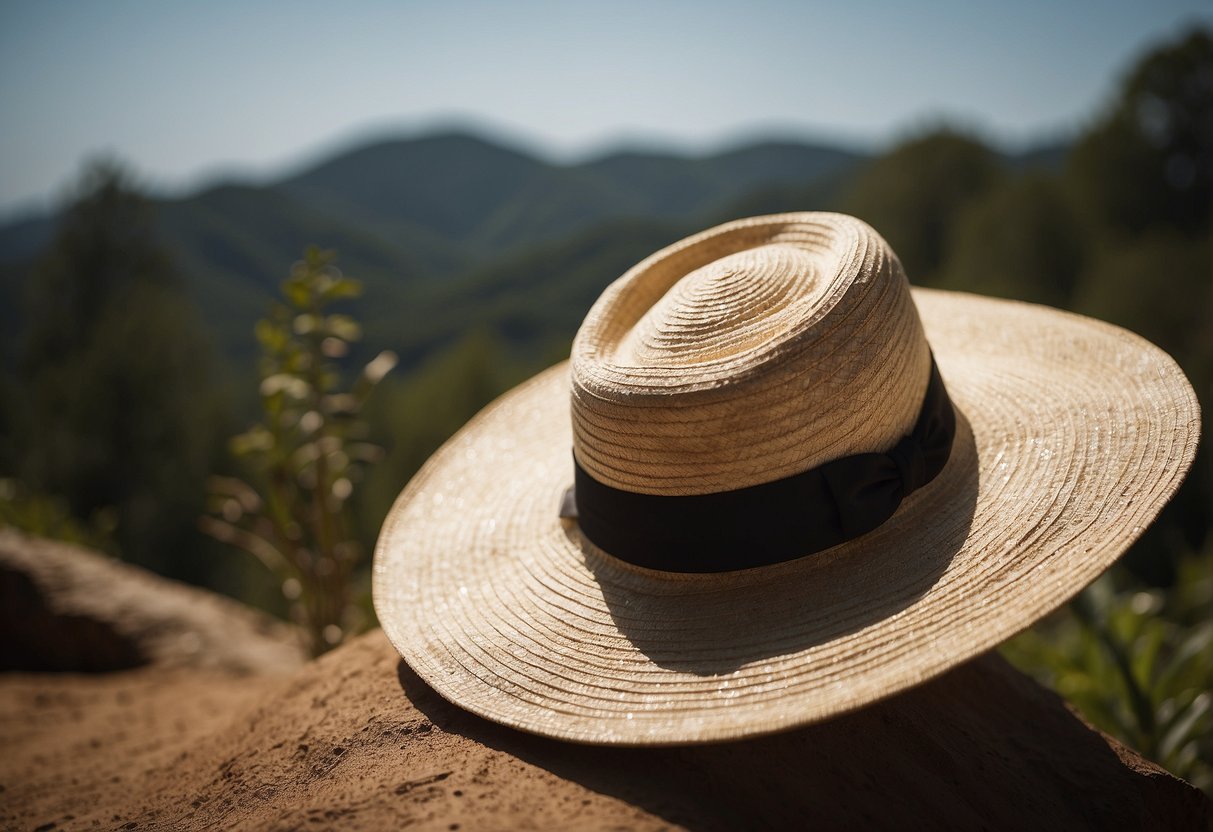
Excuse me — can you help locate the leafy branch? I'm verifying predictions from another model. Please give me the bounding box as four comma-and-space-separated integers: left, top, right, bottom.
201, 247, 395, 656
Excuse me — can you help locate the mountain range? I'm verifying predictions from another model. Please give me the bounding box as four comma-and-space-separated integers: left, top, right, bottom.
0, 129, 1064, 371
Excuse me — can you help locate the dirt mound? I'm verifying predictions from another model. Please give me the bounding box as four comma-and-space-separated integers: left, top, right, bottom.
0, 530, 305, 674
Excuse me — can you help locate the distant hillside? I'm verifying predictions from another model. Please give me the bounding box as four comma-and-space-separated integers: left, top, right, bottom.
279, 131, 868, 256
0, 129, 871, 368
0, 128, 1073, 375
282, 133, 552, 247
367, 217, 691, 367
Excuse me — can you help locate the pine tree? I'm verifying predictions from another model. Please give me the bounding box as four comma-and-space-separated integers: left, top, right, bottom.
18, 160, 221, 579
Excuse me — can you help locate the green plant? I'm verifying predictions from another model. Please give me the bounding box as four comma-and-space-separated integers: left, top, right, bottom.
0, 478, 119, 554
1002, 550, 1213, 793
201, 247, 395, 656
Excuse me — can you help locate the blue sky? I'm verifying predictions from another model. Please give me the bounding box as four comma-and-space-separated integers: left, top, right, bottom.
1, 0, 1209, 218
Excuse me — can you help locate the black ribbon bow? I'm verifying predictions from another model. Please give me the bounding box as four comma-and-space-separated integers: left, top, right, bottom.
563, 357, 956, 573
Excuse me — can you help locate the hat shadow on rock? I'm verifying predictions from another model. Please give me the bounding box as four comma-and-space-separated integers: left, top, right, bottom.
393, 639, 1188, 830
570, 409, 980, 678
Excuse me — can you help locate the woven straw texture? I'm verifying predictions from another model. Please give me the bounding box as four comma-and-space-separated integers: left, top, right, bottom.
571, 214, 930, 495
374, 214, 1199, 746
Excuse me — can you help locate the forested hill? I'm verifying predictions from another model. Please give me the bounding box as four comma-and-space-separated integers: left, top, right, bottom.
0, 130, 875, 366
277, 133, 867, 255
0, 128, 1079, 374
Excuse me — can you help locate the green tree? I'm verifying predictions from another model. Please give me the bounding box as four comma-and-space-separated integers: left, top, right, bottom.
15, 160, 220, 579
1067, 28, 1212, 237
1062, 26, 1213, 583
842, 130, 1001, 282
938, 175, 1085, 307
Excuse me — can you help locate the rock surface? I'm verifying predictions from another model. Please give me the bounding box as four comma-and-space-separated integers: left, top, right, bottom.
0, 530, 307, 675
1, 531, 1209, 831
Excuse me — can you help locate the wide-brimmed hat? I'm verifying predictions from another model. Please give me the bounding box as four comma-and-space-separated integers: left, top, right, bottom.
373, 213, 1199, 746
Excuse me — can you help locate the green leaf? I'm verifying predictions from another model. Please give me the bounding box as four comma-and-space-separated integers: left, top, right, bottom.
281, 276, 311, 309
321, 277, 363, 303
363, 350, 397, 384
293, 313, 321, 335
254, 319, 287, 351
1156, 622, 1213, 698
260, 374, 310, 399
229, 425, 273, 455
324, 314, 361, 341
1159, 692, 1211, 763
322, 393, 358, 415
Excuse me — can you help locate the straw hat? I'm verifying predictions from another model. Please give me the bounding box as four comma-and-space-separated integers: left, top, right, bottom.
373, 212, 1199, 745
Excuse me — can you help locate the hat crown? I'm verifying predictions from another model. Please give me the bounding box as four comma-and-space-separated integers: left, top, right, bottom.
570, 213, 932, 496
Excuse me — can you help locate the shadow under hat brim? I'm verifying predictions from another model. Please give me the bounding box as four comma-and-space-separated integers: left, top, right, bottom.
372, 288, 1199, 746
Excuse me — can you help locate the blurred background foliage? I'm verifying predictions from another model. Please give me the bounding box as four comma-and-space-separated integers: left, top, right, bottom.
1002, 550, 1213, 792
1, 162, 224, 585
0, 25, 1209, 787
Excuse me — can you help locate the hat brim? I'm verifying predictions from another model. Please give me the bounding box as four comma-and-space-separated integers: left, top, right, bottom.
373, 288, 1199, 745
